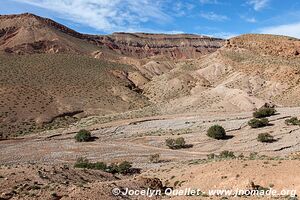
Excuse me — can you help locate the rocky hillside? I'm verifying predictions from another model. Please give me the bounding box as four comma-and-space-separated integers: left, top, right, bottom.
0, 13, 224, 59
142, 34, 300, 114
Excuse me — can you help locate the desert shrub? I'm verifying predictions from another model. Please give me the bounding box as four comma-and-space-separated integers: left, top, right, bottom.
107, 163, 119, 174
248, 118, 269, 128
257, 133, 274, 143
206, 151, 236, 160
249, 152, 258, 160
149, 153, 160, 163
207, 153, 216, 160
74, 157, 107, 170
115, 161, 132, 174
207, 125, 226, 139
74, 157, 90, 168
75, 129, 92, 142
285, 117, 300, 126
253, 107, 276, 118
175, 137, 185, 146
219, 150, 235, 159
165, 137, 186, 149
107, 161, 132, 174
94, 162, 108, 170
165, 138, 175, 148
74, 157, 132, 174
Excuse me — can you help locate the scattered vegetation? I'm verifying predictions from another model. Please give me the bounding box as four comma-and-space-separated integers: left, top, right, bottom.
74, 129, 92, 142
166, 137, 185, 149
207, 151, 236, 160
74, 157, 107, 170
149, 153, 160, 163
207, 125, 226, 139
249, 152, 259, 160
110, 161, 133, 174
141, 128, 192, 137
165, 137, 192, 149
285, 117, 300, 126
190, 151, 287, 166
0, 53, 145, 138
257, 133, 275, 143
253, 107, 276, 118
219, 150, 236, 159
248, 118, 269, 128
74, 157, 133, 174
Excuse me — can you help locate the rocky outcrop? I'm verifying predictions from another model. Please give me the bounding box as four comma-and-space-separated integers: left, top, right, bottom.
95, 32, 224, 59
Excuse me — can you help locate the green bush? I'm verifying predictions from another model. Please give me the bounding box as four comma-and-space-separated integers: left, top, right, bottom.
74, 157, 107, 170
116, 161, 132, 174
285, 117, 300, 126
165, 138, 175, 148
257, 133, 274, 142
105, 161, 132, 174
165, 137, 186, 149
94, 162, 108, 170
248, 118, 269, 128
207, 125, 226, 139
74, 157, 89, 168
75, 129, 92, 142
253, 107, 276, 118
74, 157, 132, 174
219, 150, 235, 159
257, 133, 274, 143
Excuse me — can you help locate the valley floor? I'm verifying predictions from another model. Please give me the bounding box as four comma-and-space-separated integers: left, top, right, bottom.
1, 107, 300, 199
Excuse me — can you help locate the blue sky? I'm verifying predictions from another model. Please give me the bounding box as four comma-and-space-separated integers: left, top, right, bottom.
2, 0, 300, 38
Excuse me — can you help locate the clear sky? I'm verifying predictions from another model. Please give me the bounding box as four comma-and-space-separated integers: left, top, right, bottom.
2, 0, 300, 38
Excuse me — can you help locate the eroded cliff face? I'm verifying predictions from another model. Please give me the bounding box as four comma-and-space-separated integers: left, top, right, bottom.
96, 33, 224, 59
0, 13, 224, 59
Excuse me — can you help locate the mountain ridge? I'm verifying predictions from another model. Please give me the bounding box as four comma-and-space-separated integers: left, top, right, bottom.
0, 13, 224, 59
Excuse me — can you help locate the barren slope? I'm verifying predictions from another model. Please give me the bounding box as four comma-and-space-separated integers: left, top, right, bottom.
142, 34, 300, 114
